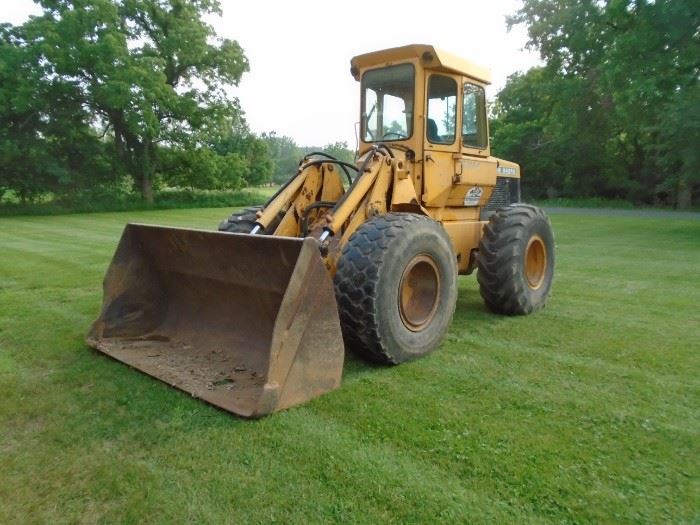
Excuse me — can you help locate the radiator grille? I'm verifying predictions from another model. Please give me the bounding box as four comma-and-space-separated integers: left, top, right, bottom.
481, 177, 521, 220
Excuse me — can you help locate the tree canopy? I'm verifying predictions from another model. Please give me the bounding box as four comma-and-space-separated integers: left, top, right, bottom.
261, 132, 354, 185
492, 0, 700, 208
2, 0, 696, 209
0, 0, 273, 203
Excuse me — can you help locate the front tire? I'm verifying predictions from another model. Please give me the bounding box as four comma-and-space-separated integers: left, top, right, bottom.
477, 204, 555, 315
334, 213, 458, 364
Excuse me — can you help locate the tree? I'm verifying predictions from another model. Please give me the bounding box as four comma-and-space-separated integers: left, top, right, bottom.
0, 27, 53, 202
263, 134, 356, 186
17, 0, 249, 202
214, 123, 273, 187
262, 132, 301, 184
500, 0, 700, 207
0, 23, 115, 202
159, 146, 247, 190
304, 142, 355, 164
491, 68, 560, 199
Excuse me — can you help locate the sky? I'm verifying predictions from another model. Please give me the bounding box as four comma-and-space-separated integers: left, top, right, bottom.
2, 0, 541, 147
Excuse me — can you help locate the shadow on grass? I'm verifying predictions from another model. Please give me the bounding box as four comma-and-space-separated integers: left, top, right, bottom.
340, 285, 493, 381
57, 346, 246, 440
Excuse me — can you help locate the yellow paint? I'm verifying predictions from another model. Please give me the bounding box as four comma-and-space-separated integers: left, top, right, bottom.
320, 166, 345, 203
422, 150, 456, 207
274, 205, 299, 237
351, 44, 491, 85
257, 166, 308, 229
340, 194, 372, 248
326, 154, 382, 234
366, 160, 392, 217
431, 206, 480, 222
294, 167, 323, 217
441, 221, 487, 273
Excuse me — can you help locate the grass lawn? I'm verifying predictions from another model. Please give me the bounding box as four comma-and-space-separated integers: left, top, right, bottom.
1, 208, 698, 524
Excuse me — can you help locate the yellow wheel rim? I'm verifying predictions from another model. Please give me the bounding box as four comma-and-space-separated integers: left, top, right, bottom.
398, 255, 440, 331
525, 234, 547, 290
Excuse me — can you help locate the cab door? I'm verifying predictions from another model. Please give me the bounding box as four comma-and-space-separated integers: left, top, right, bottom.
422, 73, 461, 207
446, 80, 498, 208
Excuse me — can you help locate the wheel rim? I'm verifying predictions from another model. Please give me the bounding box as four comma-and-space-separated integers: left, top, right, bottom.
398, 255, 440, 332
525, 234, 547, 290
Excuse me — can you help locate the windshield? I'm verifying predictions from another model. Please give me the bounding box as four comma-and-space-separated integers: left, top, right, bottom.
361, 64, 414, 142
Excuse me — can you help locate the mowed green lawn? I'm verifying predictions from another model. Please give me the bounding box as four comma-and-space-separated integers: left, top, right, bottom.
1, 208, 698, 524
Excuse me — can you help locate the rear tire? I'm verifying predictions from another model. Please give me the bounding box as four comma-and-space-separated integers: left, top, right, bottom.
477, 204, 554, 315
334, 213, 457, 364
218, 205, 282, 234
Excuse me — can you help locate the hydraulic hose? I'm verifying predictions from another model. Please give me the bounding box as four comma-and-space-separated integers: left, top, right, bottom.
301, 200, 337, 237
300, 159, 357, 186
304, 152, 357, 184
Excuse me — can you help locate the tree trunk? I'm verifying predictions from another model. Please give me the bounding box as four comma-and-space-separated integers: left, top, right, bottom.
110, 114, 156, 203
136, 138, 155, 203
142, 175, 154, 203
677, 175, 692, 210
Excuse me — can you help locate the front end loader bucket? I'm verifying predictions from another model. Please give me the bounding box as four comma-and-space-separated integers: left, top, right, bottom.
87, 224, 344, 418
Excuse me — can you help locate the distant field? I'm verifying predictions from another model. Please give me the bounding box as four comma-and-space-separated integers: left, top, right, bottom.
1, 208, 698, 524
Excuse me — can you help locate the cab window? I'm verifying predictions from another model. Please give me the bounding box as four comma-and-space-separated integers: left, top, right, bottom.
426, 75, 457, 145
463, 83, 487, 149
361, 64, 414, 142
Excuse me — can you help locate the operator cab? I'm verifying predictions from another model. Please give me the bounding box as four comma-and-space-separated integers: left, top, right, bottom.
352, 44, 520, 226
353, 44, 492, 158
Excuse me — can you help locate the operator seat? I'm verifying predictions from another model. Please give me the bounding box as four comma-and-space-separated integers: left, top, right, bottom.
427, 118, 440, 142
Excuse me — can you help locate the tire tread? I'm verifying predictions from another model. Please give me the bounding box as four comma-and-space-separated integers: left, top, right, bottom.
477, 204, 554, 315
335, 213, 455, 364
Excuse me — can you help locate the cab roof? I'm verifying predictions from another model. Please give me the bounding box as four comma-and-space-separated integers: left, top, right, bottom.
350, 44, 492, 85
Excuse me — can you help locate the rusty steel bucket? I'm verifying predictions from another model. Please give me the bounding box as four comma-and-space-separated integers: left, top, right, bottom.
87, 224, 344, 418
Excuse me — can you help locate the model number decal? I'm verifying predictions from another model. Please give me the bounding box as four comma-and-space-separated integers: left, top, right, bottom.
497, 166, 517, 176
463, 186, 483, 206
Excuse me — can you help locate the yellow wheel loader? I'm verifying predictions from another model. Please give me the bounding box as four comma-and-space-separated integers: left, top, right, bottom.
87, 45, 555, 418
